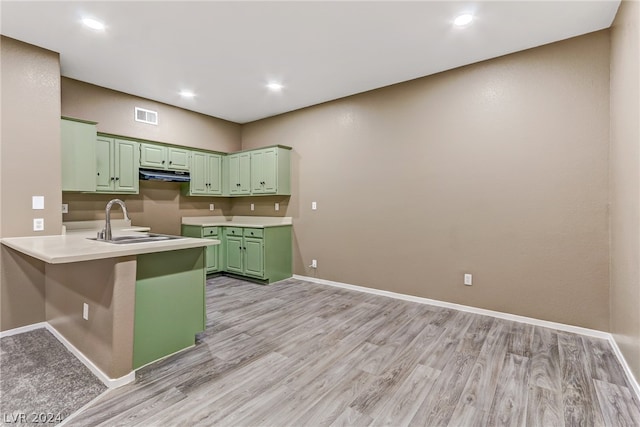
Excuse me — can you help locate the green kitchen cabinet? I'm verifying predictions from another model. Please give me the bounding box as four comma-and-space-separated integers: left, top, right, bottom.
61, 117, 97, 192
96, 136, 140, 193
140, 142, 190, 171
225, 234, 244, 274
188, 151, 222, 196
223, 226, 292, 283
181, 225, 222, 273
250, 147, 291, 195
226, 152, 251, 195
133, 247, 206, 369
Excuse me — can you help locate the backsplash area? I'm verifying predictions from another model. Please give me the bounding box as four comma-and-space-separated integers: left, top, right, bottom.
63, 181, 289, 235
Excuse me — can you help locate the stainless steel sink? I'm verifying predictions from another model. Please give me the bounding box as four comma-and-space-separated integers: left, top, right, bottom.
88, 233, 184, 244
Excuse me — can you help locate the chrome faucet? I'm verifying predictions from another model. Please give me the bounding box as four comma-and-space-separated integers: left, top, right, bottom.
98, 199, 130, 241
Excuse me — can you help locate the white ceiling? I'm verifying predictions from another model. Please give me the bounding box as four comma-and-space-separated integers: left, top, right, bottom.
1, 1, 620, 124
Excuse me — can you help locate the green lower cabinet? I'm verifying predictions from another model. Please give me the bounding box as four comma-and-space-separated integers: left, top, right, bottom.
181, 225, 221, 274
133, 247, 206, 369
182, 224, 292, 283
225, 235, 244, 274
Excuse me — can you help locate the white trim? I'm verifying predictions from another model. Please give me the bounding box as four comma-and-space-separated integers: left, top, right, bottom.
607, 335, 640, 399
0, 322, 47, 338
293, 274, 640, 401
44, 324, 135, 389
293, 275, 609, 338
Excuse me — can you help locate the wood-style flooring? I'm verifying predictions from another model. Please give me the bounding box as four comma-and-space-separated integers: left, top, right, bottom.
67, 276, 640, 426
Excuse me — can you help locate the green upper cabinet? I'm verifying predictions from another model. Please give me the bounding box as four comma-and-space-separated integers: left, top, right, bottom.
226, 152, 251, 195
188, 151, 222, 196
224, 146, 291, 196
61, 118, 97, 192
140, 142, 190, 171
96, 136, 140, 194
251, 147, 290, 195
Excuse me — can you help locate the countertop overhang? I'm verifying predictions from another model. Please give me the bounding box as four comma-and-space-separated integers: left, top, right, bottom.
1, 231, 219, 264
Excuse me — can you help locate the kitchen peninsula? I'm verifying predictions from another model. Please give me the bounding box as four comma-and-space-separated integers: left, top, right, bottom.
1, 228, 218, 387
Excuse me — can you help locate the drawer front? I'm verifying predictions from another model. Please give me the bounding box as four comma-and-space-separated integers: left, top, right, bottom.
226, 227, 243, 237
202, 226, 218, 237
243, 228, 264, 238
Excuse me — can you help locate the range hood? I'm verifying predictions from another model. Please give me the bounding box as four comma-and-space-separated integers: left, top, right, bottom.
139, 168, 190, 182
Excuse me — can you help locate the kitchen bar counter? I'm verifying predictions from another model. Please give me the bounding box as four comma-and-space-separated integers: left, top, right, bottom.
1, 232, 218, 264
181, 215, 292, 228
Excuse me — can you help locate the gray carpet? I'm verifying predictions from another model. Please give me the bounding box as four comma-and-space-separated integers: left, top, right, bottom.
0, 328, 106, 425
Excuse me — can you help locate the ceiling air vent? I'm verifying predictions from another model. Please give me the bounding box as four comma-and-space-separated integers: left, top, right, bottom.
135, 107, 158, 125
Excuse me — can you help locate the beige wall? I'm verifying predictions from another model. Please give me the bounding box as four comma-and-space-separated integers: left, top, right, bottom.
242, 31, 611, 330
63, 181, 231, 236
46, 257, 136, 379
60, 78, 242, 233
0, 37, 61, 331
62, 78, 241, 153
610, 0, 640, 380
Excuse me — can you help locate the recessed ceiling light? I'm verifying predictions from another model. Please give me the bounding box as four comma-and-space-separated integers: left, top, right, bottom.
454, 13, 474, 27
82, 18, 105, 31
267, 82, 284, 92
179, 90, 196, 98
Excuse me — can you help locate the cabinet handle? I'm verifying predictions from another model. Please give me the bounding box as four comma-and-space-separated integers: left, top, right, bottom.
115, 177, 120, 181
162, 160, 165, 164
169, 161, 172, 164
97, 172, 100, 176
111, 177, 115, 181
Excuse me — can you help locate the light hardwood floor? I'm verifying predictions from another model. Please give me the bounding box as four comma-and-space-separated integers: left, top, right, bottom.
68, 276, 640, 426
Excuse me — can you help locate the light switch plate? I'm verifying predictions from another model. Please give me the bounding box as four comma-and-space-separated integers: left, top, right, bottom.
32, 196, 44, 210
250, 203, 255, 211
33, 218, 44, 231
312, 201, 317, 210
62, 204, 69, 213
209, 203, 215, 211
275, 202, 280, 211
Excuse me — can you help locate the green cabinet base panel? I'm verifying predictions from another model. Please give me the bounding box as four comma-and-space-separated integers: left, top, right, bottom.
133, 247, 205, 369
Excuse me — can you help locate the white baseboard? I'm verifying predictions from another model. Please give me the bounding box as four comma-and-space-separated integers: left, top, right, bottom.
0, 322, 47, 338
44, 323, 135, 389
293, 274, 640, 400
607, 336, 640, 400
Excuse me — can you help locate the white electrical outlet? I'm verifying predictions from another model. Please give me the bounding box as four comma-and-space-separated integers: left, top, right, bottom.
209, 203, 215, 211
275, 202, 280, 211
464, 274, 473, 286
311, 259, 317, 268
83, 303, 89, 320
62, 204, 69, 213
33, 218, 44, 231
250, 203, 255, 211
312, 201, 317, 210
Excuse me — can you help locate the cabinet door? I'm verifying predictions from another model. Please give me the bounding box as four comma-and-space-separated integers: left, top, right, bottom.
251, 148, 277, 194
228, 154, 241, 194
140, 143, 167, 169
114, 139, 139, 193
96, 137, 114, 191
205, 237, 219, 272
225, 235, 244, 273
244, 237, 264, 278
190, 151, 208, 195
61, 119, 97, 192
207, 154, 222, 195
238, 152, 251, 194
168, 147, 190, 171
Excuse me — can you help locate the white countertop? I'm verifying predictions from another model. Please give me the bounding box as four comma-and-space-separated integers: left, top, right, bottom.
182, 215, 292, 228
1, 230, 219, 264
